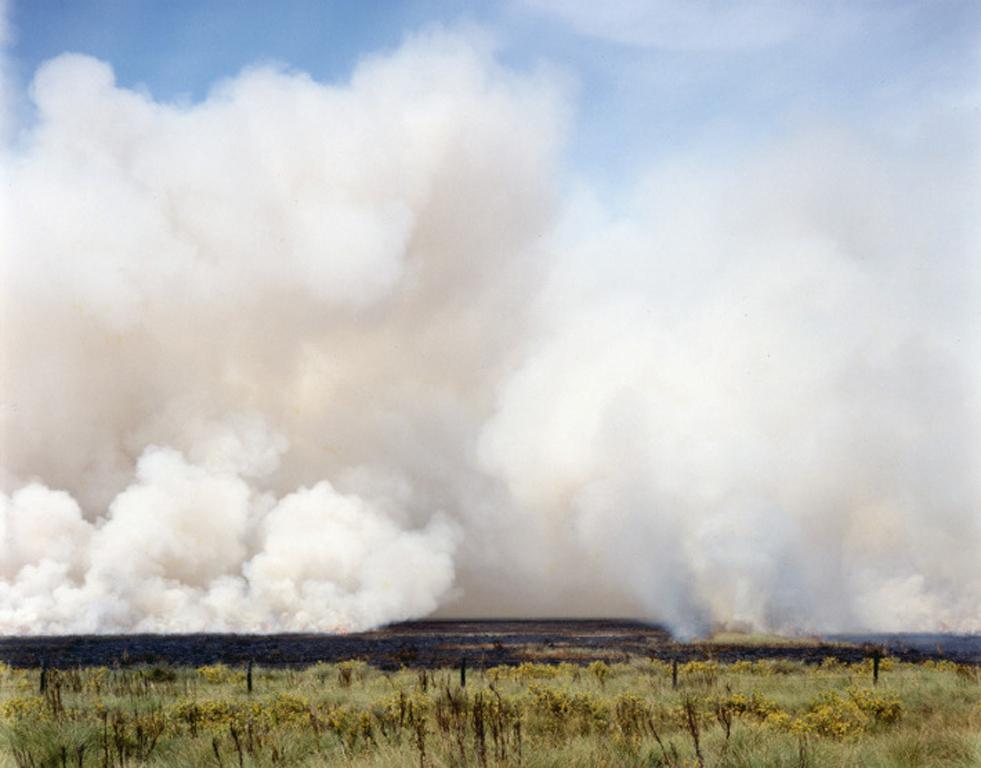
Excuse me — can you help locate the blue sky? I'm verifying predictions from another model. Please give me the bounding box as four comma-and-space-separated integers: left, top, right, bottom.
7, 0, 980, 188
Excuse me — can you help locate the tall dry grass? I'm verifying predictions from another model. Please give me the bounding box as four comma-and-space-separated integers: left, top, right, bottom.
0, 656, 978, 767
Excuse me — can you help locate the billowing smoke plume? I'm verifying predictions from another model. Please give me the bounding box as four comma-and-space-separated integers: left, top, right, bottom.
0, 31, 562, 632
1, 25, 979, 634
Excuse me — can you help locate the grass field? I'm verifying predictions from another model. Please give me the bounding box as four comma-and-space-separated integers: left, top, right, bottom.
1, 656, 978, 767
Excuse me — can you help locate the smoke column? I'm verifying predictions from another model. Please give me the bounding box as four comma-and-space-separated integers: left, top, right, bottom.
1, 24, 979, 634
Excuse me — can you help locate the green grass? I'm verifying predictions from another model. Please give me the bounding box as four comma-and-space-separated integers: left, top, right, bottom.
0, 657, 977, 767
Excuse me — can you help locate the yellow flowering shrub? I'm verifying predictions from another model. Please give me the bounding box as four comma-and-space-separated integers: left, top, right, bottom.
849, 656, 896, 675
847, 687, 902, 724
527, 684, 609, 736
171, 698, 238, 730
719, 691, 781, 720
728, 660, 755, 674
336, 660, 368, 687
0, 695, 47, 722
680, 660, 719, 685
267, 692, 312, 726
587, 661, 610, 686
613, 692, 652, 741
797, 692, 867, 738
489, 662, 559, 682
196, 663, 243, 685
922, 659, 959, 673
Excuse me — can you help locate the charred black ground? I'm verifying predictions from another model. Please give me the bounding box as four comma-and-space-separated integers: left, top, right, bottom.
1, 620, 977, 669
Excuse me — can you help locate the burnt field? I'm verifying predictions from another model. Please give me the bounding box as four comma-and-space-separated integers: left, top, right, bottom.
2, 620, 978, 669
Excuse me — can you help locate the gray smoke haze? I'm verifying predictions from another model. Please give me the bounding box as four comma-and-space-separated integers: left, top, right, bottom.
1, 26, 979, 634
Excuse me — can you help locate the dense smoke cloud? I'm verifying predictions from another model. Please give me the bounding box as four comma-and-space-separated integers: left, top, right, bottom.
483, 128, 981, 633
1, 25, 979, 634
0, 31, 562, 632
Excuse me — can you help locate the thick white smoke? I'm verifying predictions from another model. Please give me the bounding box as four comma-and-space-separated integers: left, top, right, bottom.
1, 24, 979, 634
1, 434, 457, 633
482, 127, 981, 634
0, 30, 562, 633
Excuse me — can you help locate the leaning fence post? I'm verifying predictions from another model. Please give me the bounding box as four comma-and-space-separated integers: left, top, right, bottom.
460, 656, 467, 688
672, 659, 679, 689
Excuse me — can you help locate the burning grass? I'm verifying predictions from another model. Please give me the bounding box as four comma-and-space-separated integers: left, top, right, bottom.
0, 657, 978, 767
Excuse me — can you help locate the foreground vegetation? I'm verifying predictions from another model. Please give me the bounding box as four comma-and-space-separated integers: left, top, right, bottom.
1, 656, 978, 767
